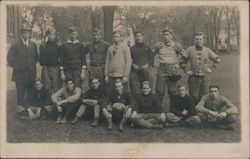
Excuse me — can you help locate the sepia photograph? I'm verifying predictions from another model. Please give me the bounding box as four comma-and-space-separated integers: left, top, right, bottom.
1, 0, 249, 158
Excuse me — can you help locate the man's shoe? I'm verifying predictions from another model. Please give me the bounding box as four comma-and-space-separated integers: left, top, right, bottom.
71, 117, 79, 125
55, 116, 62, 124
91, 119, 99, 127
118, 125, 124, 131
216, 123, 235, 130
107, 125, 113, 130
164, 122, 181, 128
152, 124, 164, 129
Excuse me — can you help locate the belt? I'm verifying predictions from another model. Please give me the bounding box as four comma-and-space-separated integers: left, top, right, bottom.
90, 62, 105, 67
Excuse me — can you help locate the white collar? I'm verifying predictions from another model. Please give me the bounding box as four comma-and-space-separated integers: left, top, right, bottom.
67, 39, 80, 44
21, 38, 29, 46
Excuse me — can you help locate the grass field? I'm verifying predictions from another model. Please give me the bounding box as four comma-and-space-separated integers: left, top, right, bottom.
6, 54, 241, 143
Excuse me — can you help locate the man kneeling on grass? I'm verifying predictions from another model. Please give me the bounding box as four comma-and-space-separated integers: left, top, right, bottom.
71, 78, 106, 127
102, 80, 132, 131
187, 85, 238, 130
16, 78, 53, 120
51, 78, 81, 124
165, 85, 195, 127
130, 81, 166, 129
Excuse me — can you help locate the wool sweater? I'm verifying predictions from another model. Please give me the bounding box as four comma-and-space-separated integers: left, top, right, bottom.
130, 43, 153, 67
170, 94, 195, 119
60, 40, 86, 69
25, 87, 51, 107
39, 40, 60, 67
196, 94, 238, 115
105, 43, 132, 77
86, 40, 110, 66
134, 93, 162, 113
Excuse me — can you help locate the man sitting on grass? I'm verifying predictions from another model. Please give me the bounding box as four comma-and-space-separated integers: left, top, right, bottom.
102, 80, 132, 131
51, 78, 81, 124
165, 84, 195, 127
130, 81, 166, 129
187, 85, 238, 130
15, 78, 53, 120
71, 78, 106, 127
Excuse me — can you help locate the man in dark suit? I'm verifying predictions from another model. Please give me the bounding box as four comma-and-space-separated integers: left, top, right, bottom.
7, 26, 38, 106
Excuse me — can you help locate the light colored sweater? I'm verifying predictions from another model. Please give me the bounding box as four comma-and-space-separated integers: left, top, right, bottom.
105, 43, 132, 77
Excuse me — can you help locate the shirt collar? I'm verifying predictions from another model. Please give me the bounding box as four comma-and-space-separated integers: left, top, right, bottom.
195, 45, 203, 51
67, 39, 80, 44
21, 38, 29, 46
164, 41, 174, 47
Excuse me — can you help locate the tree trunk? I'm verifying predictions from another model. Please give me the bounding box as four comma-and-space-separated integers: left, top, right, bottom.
103, 6, 115, 43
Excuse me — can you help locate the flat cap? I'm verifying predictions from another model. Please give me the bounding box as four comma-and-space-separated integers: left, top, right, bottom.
134, 30, 143, 36
162, 27, 173, 34
68, 26, 78, 33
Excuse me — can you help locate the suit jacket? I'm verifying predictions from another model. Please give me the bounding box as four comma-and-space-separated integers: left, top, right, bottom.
7, 39, 38, 82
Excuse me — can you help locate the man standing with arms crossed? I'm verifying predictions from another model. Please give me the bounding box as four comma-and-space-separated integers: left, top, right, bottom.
7, 26, 38, 107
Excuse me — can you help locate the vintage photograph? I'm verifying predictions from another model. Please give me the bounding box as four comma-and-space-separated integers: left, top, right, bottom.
1, 0, 249, 158
6, 4, 241, 143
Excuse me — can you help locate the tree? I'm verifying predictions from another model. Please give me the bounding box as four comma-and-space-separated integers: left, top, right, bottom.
225, 6, 235, 53
232, 6, 240, 52
103, 6, 116, 43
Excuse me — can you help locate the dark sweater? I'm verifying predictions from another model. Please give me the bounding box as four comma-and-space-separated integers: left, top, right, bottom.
170, 94, 195, 119
130, 43, 153, 67
60, 41, 86, 69
26, 87, 51, 107
82, 86, 106, 105
86, 40, 110, 66
134, 93, 162, 113
109, 91, 132, 106
39, 40, 60, 67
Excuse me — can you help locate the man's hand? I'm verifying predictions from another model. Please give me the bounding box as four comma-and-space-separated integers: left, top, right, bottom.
35, 108, 41, 118
60, 70, 66, 81
160, 113, 166, 122
91, 100, 98, 105
57, 106, 63, 112
27, 108, 35, 119
122, 76, 128, 83
208, 110, 219, 117
80, 69, 86, 81
130, 111, 138, 120
82, 99, 91, 105
132, 64, 140, 70
56, 101, 63, 106
124, 108, 132, 119
181, 109, 188, 116
113, 103, 125, 110
105, 76, 109, 84
218, 112, 227, 118
141, 64, 149, 70
186, 70, 194, 75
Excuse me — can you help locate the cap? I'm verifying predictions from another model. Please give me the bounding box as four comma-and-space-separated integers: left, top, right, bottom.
134, 30, 143, 36
68, 26, 78, 33
20, 26, 32, 32
162, 27, 173, 34
194, 32, 204, 36
93, 28, 101, 34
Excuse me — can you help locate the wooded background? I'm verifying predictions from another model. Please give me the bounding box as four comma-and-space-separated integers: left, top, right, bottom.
20, 5, 240, 52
